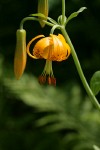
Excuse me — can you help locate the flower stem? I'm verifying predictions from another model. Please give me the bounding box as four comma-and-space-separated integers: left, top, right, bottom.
20, 17, 39, 29
20, 17, 54, 29
61, 27, 100, 111
61, 0, 66, 25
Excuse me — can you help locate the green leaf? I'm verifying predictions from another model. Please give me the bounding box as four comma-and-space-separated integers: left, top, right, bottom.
30, 13, 57, 25
30, 13, 47, 18
66, 7, 87, 24
90, 71, 100, 95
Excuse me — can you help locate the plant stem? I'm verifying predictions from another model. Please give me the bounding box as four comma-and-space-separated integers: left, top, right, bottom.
20, 17, 54, 29
61, 27, 100, 111
61, 0, 66, 25
20, 17, 38, 29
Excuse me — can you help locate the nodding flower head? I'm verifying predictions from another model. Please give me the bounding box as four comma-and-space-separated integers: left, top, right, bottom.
26, 34, 71, 85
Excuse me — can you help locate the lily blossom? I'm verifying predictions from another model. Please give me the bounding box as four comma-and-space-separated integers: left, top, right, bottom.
26, 34, 71, 85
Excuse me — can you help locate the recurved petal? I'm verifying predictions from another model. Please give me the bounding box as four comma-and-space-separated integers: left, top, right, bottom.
27, 35, 45, 59
33, 37, 52, 58
40, 34, 61, 60
58, 34, 71, 58
52, 34, 71, 61
58, 34, 66, 43
50, 34, 67, 61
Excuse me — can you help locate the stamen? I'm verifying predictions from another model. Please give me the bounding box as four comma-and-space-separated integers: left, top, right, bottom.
38, 60, 56, 85
47, 76, 56, 86
38, 75, 46, 84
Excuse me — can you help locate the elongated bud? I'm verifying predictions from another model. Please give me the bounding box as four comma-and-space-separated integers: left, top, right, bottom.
14, 29, 27, 79
38, 0, 48, 27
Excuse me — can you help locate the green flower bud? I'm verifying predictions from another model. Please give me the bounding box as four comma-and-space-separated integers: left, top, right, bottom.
14, 29, 27, 79
38, 0, 48, 27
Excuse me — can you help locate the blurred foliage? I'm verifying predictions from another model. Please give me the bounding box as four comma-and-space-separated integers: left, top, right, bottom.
0, 0, 100, 150
93, 145, 100, 150
0, 54, 100, 150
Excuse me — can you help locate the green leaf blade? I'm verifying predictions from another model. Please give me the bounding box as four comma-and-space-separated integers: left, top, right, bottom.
90, 71, 100, 96
29, 13, 57, 25
66, 7, 87, 24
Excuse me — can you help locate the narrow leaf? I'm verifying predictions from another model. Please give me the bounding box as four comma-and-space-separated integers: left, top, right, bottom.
90, 71, 100, 95
66, 7, 87, 24
30, 13, 57, 24
30, 13, 46, 19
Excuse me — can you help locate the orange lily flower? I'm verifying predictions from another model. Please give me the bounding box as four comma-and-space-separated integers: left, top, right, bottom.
26, 34, 71, 85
